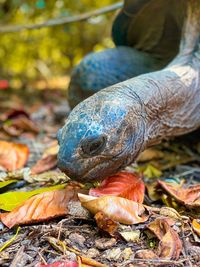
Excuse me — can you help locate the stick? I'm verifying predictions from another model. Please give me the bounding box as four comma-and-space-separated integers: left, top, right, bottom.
0, 2, 123, 33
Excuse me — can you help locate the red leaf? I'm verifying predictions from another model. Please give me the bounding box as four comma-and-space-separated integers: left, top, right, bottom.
89, 172, 145, 203
0, 140, 29, 171
0, 186, 77, 228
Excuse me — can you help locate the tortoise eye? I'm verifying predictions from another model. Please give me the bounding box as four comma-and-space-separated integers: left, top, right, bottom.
81, 135, 107, 156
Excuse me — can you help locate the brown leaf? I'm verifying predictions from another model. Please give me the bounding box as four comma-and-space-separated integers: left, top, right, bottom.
158, 180, 200, 208
89, 172, 145, 203
135, 249, 158, 259
147, 218, 182, 259
31, 154, 57, 174
31, 141, 59, 174
0, 186, 77, 228
78, 194, 149, 225
3, 115, 39, 137
137, 148, 164, 162
94, 211, 118, 236
0, 141, 29, 171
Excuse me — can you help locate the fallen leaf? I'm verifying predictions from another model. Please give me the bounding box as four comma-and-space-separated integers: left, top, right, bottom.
78, 255, 108, 267
135, 249, 158, 259
0, 180, 17, 189
0, 141, 29, 171
147, 218, 182, 259
94, 211, 118, 236
0, 186, 77, 228
120, 230, 140, 242
89, 172, 145, 203
25, 170, 69, 184
142, 164, 162, 178
31, 141, 58, 174
192, 219, 200, 237
43, 140, 59, 157
0, 184, 67, 211
0, 108, 30, 121
3, 115, 39, 137
79, 194, 149, 225
31, 154, 57, 174
146, 182, 160, 201
158, 180, 200, 208
36, 261, 78, 267
137, 148, 164, 162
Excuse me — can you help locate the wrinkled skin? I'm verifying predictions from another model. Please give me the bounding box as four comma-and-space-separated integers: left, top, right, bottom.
67, 47, 165, 108
58, 0, 200, 182
57, 89, 146, 181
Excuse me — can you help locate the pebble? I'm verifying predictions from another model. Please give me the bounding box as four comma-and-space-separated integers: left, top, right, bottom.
95, 238, 116, 250
68, 233, 86, 248
87, 248, 100, 258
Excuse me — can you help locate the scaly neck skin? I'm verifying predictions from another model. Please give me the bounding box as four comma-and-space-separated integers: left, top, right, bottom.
122, 59, 200, 154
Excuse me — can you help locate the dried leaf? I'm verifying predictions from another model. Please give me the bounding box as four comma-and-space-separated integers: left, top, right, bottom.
31, 141, 58, 174
135, 249, 158, 259
26, 170, 69, 184
192, 219, 200, 237
0, 186, 77, 228
143, 164, 162, 178
0, 141, 29, 171
78, 255, 109, 267
147, 218, 182, 259
159, 207, 182, 221
120, 230, 140, 242
78, 194, 149, 225
31, 154, 57, 174
89, 172, 145, 203
137, 148, 164, 162
94, 211, 118, 236
0, 184, 67, 211
158, 180, 200, 208
3, 116, 39, 137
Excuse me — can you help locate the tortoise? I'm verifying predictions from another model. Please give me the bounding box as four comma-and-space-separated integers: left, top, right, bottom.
57, 0, 200, 182
68, 0, 186, 108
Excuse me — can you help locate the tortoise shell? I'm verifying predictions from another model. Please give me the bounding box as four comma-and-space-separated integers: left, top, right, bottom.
112, 0, 187, 62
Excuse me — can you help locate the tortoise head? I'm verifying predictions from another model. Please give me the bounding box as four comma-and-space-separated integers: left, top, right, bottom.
57, 87, 146, 181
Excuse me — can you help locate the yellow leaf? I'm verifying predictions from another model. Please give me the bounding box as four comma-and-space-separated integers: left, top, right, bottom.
0, 184, 67, 211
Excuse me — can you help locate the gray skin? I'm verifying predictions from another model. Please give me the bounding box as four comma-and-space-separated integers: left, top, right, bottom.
57, 0, 200, 182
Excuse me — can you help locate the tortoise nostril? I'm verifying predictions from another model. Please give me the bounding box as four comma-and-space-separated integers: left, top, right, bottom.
81, 135, 107, 157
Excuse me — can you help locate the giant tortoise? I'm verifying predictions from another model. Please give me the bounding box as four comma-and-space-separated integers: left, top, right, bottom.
57, 0, 200, 181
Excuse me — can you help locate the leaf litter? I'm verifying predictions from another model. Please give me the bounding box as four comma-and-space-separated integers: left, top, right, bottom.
0, 89, 200, 266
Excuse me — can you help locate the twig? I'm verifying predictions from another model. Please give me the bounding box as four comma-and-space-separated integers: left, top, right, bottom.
10, 245, 25, 267
38, 251, 47, 265
181, 223, 193, 267
125, 257, 188, 265
0, 2, 123, 33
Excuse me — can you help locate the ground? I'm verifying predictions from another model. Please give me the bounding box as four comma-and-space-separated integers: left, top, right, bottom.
0, 88, 200, 267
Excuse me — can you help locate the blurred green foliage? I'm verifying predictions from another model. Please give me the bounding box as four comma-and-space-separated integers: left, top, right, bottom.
0, 0, 116, 82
